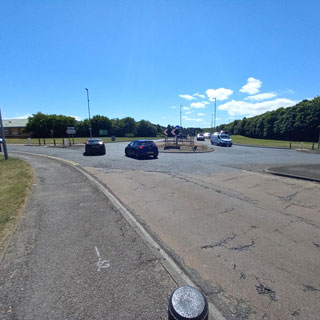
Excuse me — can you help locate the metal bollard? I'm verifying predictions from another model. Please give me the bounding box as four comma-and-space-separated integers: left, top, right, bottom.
168, 286, 209, 320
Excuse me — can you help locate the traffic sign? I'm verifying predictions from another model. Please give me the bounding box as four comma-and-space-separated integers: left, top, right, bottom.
66, 127, 76, 134
163, 128, 168, 135
171, 128, 179, 136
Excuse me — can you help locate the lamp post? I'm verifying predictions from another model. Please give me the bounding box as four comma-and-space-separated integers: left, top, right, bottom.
180, 105, 183, 127
211, 98, 216, 130
0, 108, 8, 160
85, 88, 92, 138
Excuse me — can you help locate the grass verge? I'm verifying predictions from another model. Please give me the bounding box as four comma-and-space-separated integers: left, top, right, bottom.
0, 155, 33, 253
231, 135, 319, 150
5, 136, 163, 145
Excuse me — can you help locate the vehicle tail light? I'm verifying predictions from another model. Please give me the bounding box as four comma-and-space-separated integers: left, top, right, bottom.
86, 141, 89, 144
155, 145, 158, 149
139, 146, 143, 149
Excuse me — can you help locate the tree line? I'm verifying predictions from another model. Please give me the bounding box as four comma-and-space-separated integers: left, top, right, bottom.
215, 97, 320, 142
24, 113, 164, 138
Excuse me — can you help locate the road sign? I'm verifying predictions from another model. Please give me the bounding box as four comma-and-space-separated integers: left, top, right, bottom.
163, 128, 168, 135
171, 128, 179, 136
66, 127, 76, 135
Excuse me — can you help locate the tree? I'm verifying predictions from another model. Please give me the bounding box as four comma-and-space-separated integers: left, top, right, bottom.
24, 112, 77, 138
136, 120, 157, 137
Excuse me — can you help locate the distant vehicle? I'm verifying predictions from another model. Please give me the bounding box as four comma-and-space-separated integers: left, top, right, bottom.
203, 132, 211, 139
196, 133, 205, 141
125, 140, 158, 159
84, 138, 106, 155
211, 132, 232, 147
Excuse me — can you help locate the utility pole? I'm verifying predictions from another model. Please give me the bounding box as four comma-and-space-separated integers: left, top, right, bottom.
211, 98, 216, 130
0, 108, 8, 160
85, 88, 92, 138
214, 98, 217, 130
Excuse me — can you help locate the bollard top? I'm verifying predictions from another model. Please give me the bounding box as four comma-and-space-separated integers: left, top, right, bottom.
168, 285, 208, 320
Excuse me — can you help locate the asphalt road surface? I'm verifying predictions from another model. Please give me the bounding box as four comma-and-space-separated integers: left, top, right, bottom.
5, 142, 320, 319
0, 154, 176, 319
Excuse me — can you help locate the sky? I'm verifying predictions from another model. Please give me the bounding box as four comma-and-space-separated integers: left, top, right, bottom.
1, 0, 319, 128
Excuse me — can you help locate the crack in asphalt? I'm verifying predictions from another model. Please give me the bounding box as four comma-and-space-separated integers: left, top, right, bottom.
230, 239, 255, 251
303, 284, 320, 292
256, 284, 277, 301
201, 233, 237, 249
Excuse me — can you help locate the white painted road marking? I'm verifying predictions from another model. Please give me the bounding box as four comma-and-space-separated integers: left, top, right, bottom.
94, 246, 110, 272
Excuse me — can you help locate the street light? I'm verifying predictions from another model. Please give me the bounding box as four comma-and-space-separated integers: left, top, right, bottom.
211, 98, 217, 130
85, 88, 92, 138
0, 108, 8, 160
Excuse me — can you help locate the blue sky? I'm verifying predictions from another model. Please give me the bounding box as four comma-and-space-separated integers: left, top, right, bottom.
1, 0, 319, 128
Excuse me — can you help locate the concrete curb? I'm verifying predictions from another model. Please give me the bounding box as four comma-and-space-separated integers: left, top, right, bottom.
233, 143, 291, 150
264, 168, 320, 183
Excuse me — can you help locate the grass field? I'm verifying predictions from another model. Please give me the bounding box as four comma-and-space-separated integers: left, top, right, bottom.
231, 135, 319, 150
0, 156, 33, 251
5, 136, 162, 145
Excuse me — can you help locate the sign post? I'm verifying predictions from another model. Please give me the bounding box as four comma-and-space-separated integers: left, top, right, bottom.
66, 127, 76, 146
0, 108, 8, 160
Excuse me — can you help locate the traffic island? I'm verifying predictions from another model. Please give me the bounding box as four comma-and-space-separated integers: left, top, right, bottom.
157, 142, 214, 153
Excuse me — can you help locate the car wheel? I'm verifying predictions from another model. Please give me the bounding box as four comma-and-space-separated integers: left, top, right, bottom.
125, 150, 129, 157
153, 154, 158, 159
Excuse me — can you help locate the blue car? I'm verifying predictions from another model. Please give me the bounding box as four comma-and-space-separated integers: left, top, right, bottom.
125, 140, 158, 159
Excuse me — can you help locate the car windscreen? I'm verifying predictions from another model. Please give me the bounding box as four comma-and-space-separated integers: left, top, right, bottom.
220, 134, 230, 139
138, 141, 155, 146
88, 140, 102, 143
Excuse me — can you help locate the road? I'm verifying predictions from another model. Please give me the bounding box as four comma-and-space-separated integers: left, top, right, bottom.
0, 154, 176, 319
5, 142, 320, 319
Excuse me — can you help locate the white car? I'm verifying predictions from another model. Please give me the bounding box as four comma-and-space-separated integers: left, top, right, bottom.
196, 133, 205, 141
211, 132, 232, 147
203, 132, 211, 139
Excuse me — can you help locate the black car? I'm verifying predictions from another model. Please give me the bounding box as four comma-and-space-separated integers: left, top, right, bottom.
85, 138, 106, 155
125, 140, 158, 159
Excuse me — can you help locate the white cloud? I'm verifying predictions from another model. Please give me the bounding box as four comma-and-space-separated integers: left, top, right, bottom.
4, 114, 32, 119
183, 106, 191, 110
68, 115, 81, 121
185, 111, 192, 114
240, 77, 262, 95
179, 94, 196, 101
193, 93, 206, 99
206, 88, 233, 101
219, 98, 296, 117
197, 113, 206, 116
170, 106, 177, 109
182, 116, 203, 122
245, 92, 276, 101
190, 102, 207, 109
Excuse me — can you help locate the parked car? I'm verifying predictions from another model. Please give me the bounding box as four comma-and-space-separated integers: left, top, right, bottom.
196, 133, 205, 141
210, 132, 232, 147
85, 138, 106, 155
203, 132, 211, 139
125, 140, 158, 159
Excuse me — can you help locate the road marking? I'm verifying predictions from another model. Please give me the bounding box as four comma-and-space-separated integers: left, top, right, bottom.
94, 246, 100, 258
11, 151, 79, 166
94, 246, 110, 272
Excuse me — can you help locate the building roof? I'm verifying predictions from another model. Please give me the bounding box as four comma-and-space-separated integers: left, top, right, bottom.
3, 118, 28, 128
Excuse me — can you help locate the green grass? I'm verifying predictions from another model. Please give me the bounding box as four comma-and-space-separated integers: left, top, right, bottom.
5, 136, 163, 145
231, 135, 319, 150
0, 156, 33, 235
